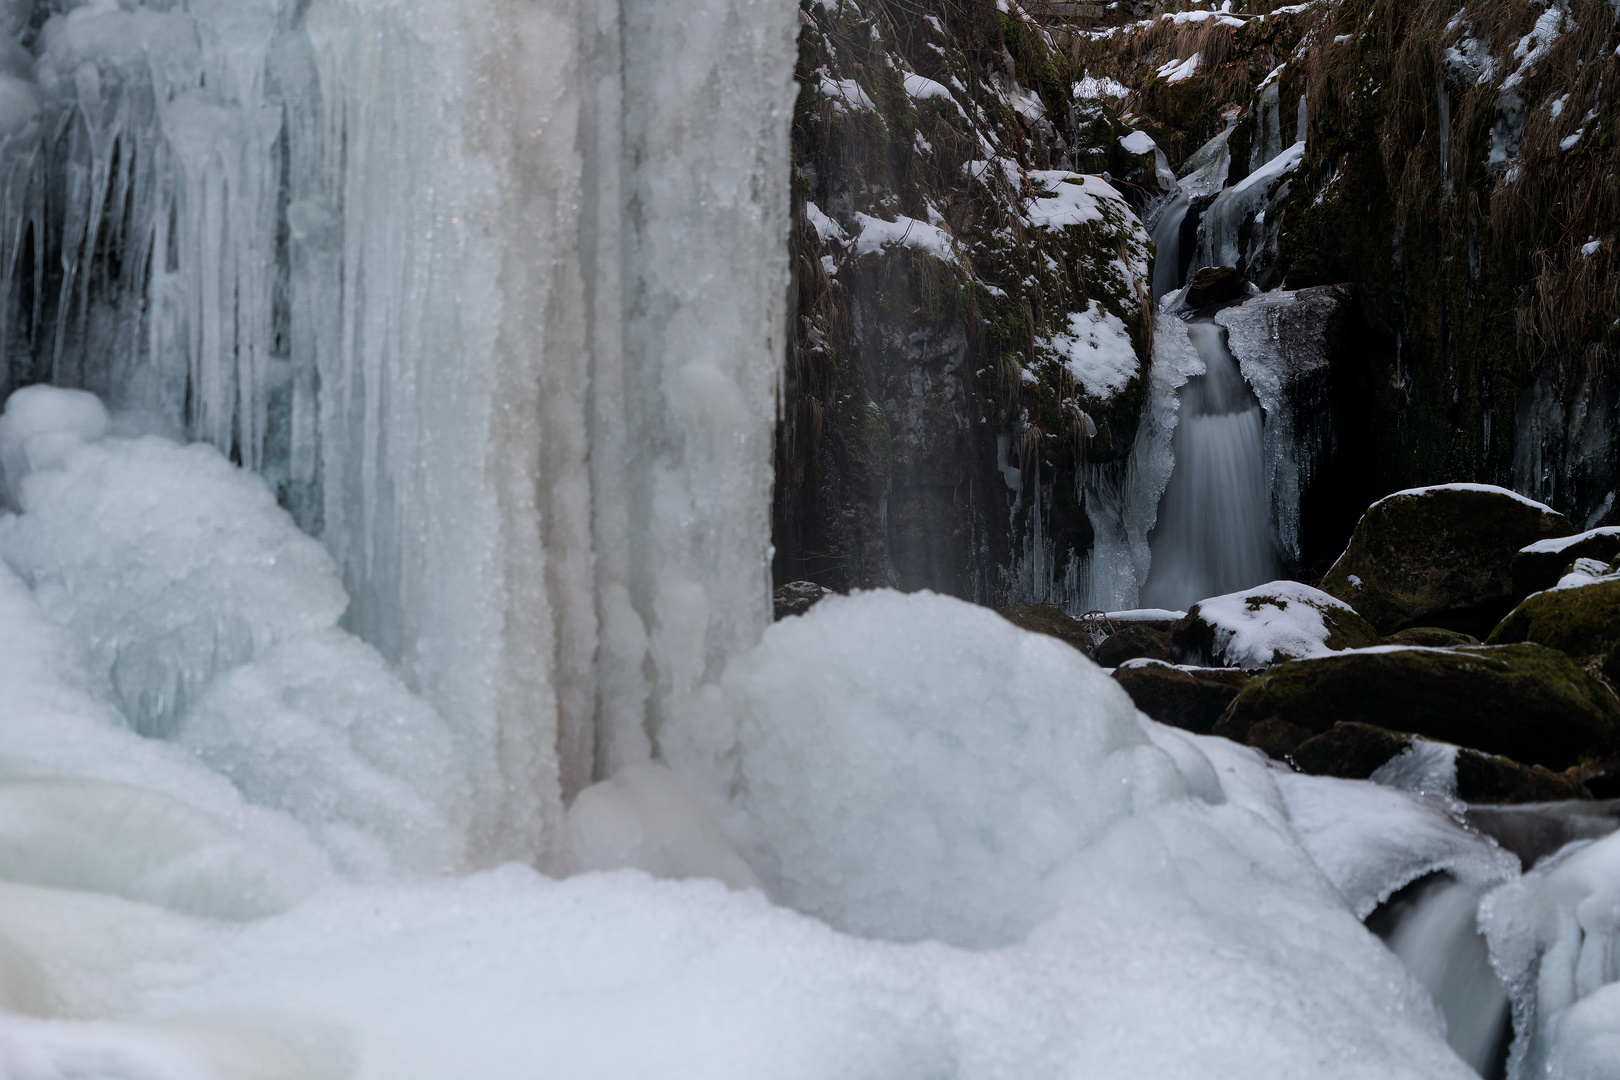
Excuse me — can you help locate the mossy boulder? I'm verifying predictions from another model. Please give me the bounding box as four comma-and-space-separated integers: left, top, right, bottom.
1168, 581, 1379, 669
998, 605, 1093, 654
1378, 627, 1481, 648
1511, 527, 1620, 600
1281, 721, 1588, 803
1487, 578, 1620, 660
1453, 752, 1589, 805
1289, 722, 1414, 779
1321, 486, 1575, 638
1111, 661, 1248, 735
1093, 624, 1174, 667
1214, 644, 1620, 771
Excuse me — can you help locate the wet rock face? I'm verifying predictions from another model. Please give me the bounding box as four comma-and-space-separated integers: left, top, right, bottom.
1216, 644, 1620, 772
1488, 577, 1620, 660
1183, 265, 1249, 309
1321, 486, 1574, 638
1110, 661, 1248, 735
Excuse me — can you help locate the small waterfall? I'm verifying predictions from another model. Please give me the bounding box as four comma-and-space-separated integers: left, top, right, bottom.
1141, 320, 1278, 609
1369, 875, 1512, 1078
1150, 192, 1190, 300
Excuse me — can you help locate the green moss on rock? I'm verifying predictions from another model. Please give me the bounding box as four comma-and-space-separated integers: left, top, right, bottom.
1215, 643, 1620, 770
1487, 578, 1620, 659
1321, 486, 1574, 637
1110, 662, 1248, 735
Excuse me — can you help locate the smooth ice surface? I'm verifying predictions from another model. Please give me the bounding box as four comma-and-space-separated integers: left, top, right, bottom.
1184, 579, 1364, 669
1142, 320, 1279, 610
1275, 771, 1519, 918
1482, 830, 1620, 1080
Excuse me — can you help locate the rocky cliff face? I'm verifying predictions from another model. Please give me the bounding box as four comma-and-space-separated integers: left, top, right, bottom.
776, 0, 1156, 604
777, 0, 1619, 606
1066, 0, 1619, 529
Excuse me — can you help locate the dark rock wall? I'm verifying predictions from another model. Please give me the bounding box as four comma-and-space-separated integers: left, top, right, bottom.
776, 0, 1157, 602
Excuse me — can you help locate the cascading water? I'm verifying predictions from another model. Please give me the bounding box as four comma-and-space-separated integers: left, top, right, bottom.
1149, 192, 1190, 301
1370, 874, 1513, 1077
1141, 319, 1279, 610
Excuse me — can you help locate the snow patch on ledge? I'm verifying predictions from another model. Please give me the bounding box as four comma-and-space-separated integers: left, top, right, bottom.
851, 212, 958, 264
1040, 301, 1140, 401
1024, 171, 1133, 231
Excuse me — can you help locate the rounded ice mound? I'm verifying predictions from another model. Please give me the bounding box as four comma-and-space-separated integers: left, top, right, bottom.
668, 589, 1192, 947
0, 430, 348, 735
0, 385, 110, 507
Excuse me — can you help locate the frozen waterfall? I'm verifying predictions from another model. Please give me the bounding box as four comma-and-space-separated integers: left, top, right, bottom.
1141, 319, 1279, 610
0, 0, 798, 865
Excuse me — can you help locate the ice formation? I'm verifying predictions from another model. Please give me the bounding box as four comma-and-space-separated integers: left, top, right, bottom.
0, 0, 800, 868
0, 1, 1584, 1077
1483, 830, 1620, 1080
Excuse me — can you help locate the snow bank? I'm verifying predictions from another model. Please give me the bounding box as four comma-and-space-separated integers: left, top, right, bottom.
664, 589, 1190, 947
1024, 170, 1132, 231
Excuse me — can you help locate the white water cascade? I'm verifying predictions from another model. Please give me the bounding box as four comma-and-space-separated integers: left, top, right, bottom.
1149, 192, 1190, 301
1141, 319, 1279, 610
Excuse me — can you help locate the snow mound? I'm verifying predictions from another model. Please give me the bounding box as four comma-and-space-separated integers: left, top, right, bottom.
0, 417, 348, 736
1189, 579, 1364, 669
665, 589, 1190, 946
1372, 482, 1557, 516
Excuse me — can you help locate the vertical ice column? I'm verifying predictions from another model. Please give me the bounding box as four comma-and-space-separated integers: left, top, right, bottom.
0, 0, 798, 870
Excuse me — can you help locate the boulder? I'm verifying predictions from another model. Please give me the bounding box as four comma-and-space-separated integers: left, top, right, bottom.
1111, 661, 1248, 735
1168, 580, 1379, 669
997, 605, 1094, 654
1321, 485, 1574, 637
1093, 624, 1175, 667
1511, 527, 1620, 600
1184, 265, 1249, 309
1487, 576, 1620, 660
1214, 643, 1620, 771
1453, 751, 1589, 804
1378, 627, 1481, 648
1283, 722, 1589, 803
774, 580, 833, 620
1606, 639, 1620, 689
1289, 722, 1413, 779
